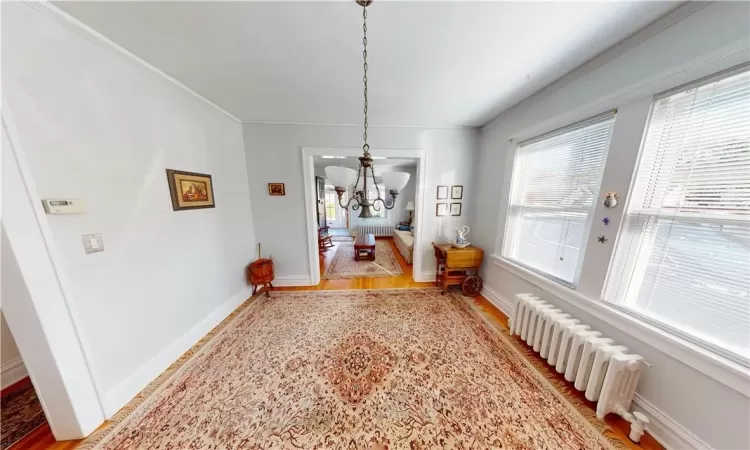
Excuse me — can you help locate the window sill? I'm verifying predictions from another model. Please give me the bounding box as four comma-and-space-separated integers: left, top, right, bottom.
490, 254, 750, 397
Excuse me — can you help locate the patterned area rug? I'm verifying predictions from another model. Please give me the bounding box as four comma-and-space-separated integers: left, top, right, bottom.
324, 240, 403, 278
1, 379, 46, 449
80, 289, 626, 450
330, 235, 354, 242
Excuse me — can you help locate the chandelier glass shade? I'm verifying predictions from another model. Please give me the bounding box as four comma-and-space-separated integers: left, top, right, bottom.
325, 1, 410, 219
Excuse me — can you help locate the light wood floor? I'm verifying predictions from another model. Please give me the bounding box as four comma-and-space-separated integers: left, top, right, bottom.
12, 238, 661, 450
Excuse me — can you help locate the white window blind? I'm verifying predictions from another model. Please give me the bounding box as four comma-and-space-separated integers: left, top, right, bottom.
503, 112, 616, 286
606, 67, 750, 363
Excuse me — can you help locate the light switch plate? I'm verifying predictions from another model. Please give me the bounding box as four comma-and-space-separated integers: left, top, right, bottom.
82, 233, 104, 254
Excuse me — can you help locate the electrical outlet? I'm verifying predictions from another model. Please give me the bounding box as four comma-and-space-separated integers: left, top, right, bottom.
82, 233, 104, 254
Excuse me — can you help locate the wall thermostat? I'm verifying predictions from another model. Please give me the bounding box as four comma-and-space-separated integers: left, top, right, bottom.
42, 199, 85, 214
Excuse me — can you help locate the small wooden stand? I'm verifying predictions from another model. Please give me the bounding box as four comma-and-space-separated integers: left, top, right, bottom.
247, 258, 274, 297
432, 242, 484, 296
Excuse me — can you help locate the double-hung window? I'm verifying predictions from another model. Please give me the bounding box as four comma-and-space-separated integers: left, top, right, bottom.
503, 112, 616, 286
605, 67, 750, 363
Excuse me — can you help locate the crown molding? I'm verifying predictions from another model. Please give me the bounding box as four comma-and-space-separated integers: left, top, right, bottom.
241, 120, 479, 131
21, 1, 482, 131
22, 0, 242, 124
481, 2, 711, 132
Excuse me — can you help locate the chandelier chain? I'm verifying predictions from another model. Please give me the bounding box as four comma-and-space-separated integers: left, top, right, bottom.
362, 5, 370, 157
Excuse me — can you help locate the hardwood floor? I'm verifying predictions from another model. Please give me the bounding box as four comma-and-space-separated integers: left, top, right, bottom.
13, 238, 661, 450
291, 238, 435, 291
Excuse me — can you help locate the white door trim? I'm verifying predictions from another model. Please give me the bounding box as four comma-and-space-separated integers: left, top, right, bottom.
302, 147, 426, 286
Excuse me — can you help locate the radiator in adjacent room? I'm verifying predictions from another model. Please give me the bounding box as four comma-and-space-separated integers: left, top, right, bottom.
357, 220, 392, 237
510, 293, 644, 421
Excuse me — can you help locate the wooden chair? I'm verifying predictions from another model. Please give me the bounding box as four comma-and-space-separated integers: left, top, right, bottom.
319, 226, 334, 252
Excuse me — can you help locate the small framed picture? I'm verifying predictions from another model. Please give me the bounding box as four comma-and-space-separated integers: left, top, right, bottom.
165, 169, 215, 211
436, 203, 449, 216
268, 183, 285, 196
451, 185, 464, 199
450, 202, 462, 216
437, 185, 449, 200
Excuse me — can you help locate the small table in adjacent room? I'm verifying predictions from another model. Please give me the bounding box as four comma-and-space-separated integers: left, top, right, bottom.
354, 233, 376, 261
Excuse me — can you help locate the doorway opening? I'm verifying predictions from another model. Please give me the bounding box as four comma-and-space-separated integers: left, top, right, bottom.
303, 148, 426, 286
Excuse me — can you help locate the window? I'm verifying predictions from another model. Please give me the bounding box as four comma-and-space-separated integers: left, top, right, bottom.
503, 112, 616, 286
606, 68, 750, 363
365, 183, 387, 218
324, 191, 337, 222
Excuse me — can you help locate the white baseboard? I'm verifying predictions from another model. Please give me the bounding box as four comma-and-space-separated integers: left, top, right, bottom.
480, 285, 514, 318
273, 275, 313, 287
633, 393, 712, 450
415, 271, 436, 283
1, 357, 28, 390
101, 287, 251, 417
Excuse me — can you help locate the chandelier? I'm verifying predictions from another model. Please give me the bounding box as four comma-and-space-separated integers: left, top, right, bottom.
325, 0, 410, 219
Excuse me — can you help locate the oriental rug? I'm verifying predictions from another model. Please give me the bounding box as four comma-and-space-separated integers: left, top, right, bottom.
1, 378, 46, 449
324, 240, 403, 279
79, 289, 626, 450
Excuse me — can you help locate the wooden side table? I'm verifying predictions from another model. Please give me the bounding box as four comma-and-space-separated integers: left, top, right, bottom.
354, 233, 376, 261
432, 243, 484, 296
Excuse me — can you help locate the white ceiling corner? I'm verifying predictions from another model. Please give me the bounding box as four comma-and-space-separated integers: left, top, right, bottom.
54, 1, 681, 128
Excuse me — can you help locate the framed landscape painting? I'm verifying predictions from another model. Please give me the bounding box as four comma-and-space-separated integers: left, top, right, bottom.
166, 169, 215, 211
269, 183, 286, 196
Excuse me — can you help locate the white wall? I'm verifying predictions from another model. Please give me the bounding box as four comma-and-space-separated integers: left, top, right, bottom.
2, 1, 255, 421
0, 310, 27, 389
244, 124, 476, 283
472, 3, 750, 449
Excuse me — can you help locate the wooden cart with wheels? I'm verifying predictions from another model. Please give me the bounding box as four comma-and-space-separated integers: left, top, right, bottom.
432, 242, 484, 296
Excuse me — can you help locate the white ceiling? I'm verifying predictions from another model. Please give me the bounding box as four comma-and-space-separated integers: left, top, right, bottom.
56, 1, 680, 128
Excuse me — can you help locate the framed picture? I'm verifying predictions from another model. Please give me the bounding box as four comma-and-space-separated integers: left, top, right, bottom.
268, 183, 286, 196
451, 185, 464, 199
437, 185, 449, 200
436, 203, 449, 216
166, 169, 215, 211
450, 202, 462, 216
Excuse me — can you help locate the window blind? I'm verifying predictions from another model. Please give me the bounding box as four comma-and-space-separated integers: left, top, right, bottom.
606, 67, 750, 363
503, 112, 616, 285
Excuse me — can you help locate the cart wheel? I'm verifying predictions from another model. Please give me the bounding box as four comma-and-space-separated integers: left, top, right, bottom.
462, 275, 483, 297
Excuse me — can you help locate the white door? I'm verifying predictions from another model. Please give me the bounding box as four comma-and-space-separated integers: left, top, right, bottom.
325, 189, 346, 228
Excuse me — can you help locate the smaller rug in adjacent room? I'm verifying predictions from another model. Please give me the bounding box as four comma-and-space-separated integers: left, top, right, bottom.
1, 378, 47, 449
324, 240, 403, 278
330, 235, 354, 242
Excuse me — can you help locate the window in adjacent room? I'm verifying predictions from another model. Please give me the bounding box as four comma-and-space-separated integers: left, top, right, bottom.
502, 111, 616, 286
365, 183, 387, 218
605, 66, 750, 363
325, 191, 337, 222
